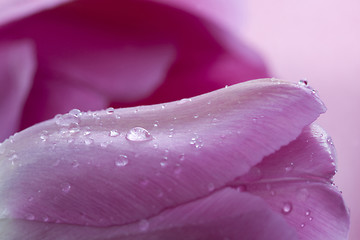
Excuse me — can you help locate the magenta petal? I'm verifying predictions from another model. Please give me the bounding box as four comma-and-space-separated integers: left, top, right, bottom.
0, 79, 325, 227
0, 189, 298, 240
0, 40, 36, 142
0, 0, 71, 26
232, 125, 350, 239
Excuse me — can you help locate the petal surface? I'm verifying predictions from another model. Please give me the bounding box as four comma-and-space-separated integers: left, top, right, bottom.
0, 189, 298, 240
231, 124, 350, 239
0, 0, 71, 26
0, 79, 325, 227
0, 40, 36, 142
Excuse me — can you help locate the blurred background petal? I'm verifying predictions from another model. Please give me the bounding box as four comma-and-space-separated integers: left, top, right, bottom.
242, 0, 360, 238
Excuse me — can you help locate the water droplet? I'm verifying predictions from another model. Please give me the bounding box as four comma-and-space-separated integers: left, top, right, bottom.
300, 223, 305, 228
139, 219, 149, 232
69, 109, 81, 116
28, 196, 34, 202
193, 114, 199, 119
281, 202, 293, 215
106, 107, 115, 114
43, 216, 49, 222
153, 121, 159, 127
61, 182, 71, 193
179, 154, 185, 161
309, 217, 313, 221
109, 130, 120, 137
208, 183, 215, 191
305, 210, 311, 216
26, 214, 35, 220
178, 98, 192, 104
55, 113, 80, 127
115, 155, 128, 167
245, 167, 263, 181
39, 130, 49, 142
285, 162, 294, 172
161, 105, 165, 110
299, 79, 308, 86
84, 138, 94, 145
126, 127, 152, 142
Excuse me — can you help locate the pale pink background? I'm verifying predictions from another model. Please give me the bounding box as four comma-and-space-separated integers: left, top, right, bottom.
242, 0, 360, 238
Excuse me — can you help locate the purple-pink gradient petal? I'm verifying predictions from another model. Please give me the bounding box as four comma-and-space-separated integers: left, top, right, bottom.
0, 79, 326, 234
231, 125, 350, 239
0, 189, 298, 240
0, 0, 268, 132
0, 40, 36, 142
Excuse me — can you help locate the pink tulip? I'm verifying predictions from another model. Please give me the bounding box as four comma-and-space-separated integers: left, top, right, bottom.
0, 0, 268, 142
0, 1, 349, 239
0, 79, 349, 239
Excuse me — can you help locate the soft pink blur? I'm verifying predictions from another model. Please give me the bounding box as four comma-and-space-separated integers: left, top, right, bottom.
242, 1, 360, 239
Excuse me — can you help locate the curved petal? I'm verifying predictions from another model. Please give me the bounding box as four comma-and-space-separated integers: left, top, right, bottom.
1, 0, 268, 128
231, 125, 350, 239
0, 79, 325, 228
0, 40, 36, 142
0, 0, 71, 26
0, 189, 298, 240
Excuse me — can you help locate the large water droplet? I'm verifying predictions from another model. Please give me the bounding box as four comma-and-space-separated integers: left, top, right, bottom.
177, 98, 192, 104
115, 155, 128, 167
281, 202, 293, 215
55, 113, 80, 127
139, 219, 149, 232
106, 107, 115, 114
126, 127, 152, 142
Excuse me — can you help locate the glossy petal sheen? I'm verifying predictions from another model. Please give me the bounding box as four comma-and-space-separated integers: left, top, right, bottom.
0, 40, 36, 142
0, 79, 326, 233
231, 124, 350, 239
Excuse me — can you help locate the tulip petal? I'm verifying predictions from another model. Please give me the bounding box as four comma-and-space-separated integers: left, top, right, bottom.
0, 189, 298, 240
0, 0, 71, 26
231, 124, 350, 239
0, 40, 36, 142
0, 79, 325, 227
1, 0, 267, 128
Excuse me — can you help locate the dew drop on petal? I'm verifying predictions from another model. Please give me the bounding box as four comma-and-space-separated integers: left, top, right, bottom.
69, 109, 81, 116
177, 98, 192, 104
298, 79, 308, 86
179, 154, 185, 161
106, 107, 115, 114
115, 155, 128, 167
84, 138, 94, 145
126, 127, 152, 142
305, 210, 311, 216
300, 223, 305, 228
55, 113, 80, 127
281, 202, 293, 215
109, 130, 120, 137
139, 219, 149, 232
